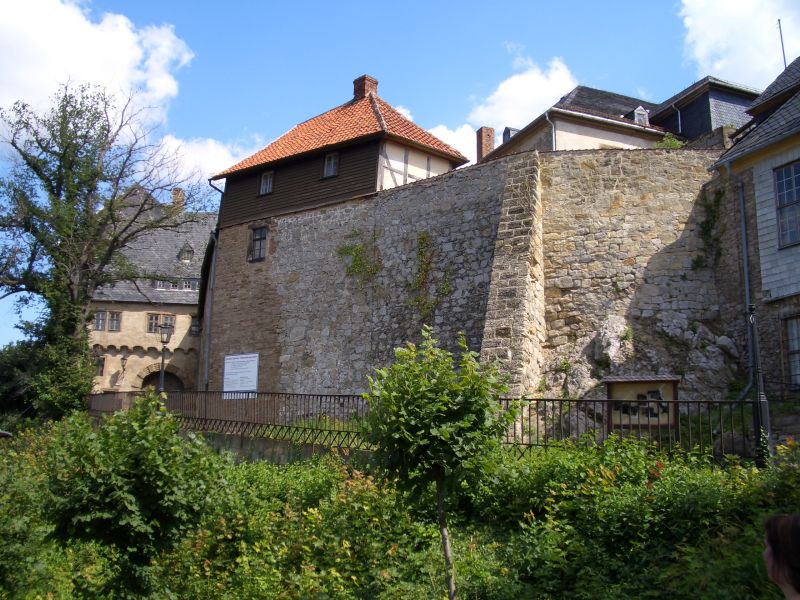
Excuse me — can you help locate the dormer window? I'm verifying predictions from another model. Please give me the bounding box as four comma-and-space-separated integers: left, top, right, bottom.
259, 171, 274, 195
178, 243, 194, 262
633, 106, 650, 126
323, 152, 339, 178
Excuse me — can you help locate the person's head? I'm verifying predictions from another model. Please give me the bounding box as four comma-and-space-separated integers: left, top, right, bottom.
765, 514, 800, 595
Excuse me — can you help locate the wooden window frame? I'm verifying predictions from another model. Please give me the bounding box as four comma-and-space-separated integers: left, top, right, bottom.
322, 152, 339, 178
259, 171, 274, 196
108, 311, 121, 332
774, 160, 800, 249
249, 226, 267, 262
94, 310, 106, 331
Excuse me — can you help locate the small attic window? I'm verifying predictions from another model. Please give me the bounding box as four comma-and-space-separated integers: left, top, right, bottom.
323, 152, 339, 178
633, 106, 650, 126
178, 243, 194, 262
259, 171, 274, 195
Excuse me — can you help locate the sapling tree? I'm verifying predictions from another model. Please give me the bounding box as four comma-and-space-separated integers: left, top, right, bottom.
364, 326, 514, 600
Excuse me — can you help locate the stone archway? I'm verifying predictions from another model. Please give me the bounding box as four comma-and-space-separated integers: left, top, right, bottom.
141, 371, 185, 391
134, 362, 186, 391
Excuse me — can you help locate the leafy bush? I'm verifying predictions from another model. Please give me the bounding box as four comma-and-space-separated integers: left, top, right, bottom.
45, 391, 224, 596
3, 419, 799, 598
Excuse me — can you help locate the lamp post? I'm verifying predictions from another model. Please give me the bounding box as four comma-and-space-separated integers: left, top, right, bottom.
158, 323, 174, 393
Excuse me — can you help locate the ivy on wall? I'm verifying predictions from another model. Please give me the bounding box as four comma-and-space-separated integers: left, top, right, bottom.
408, 231, 452, 323
692, 188, 724, 269
336, 229, 383, 287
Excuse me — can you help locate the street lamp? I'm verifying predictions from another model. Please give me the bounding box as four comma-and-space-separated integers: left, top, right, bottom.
158, 323, 174, 393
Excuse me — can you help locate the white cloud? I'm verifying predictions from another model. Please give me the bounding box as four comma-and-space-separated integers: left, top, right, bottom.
680, 0, 800, 89
427, 54, 577, 164
0, 0, 255, 193
467, 57, 577, 131
0, 0, 192, 122
395, 105, 413, 121
428, 124, 478, 165
161, 134, 266, 183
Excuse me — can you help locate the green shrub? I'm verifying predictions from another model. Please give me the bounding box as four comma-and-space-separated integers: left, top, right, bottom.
45, 391, 225, 596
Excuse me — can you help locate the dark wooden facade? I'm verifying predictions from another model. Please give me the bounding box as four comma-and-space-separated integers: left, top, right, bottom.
219, 140, 380, 227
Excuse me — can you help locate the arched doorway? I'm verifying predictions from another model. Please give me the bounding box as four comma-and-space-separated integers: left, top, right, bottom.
141, 371, 184, 391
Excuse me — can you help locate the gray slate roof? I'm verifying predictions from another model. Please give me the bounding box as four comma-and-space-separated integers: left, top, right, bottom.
749, 55, 800, 115
554, 86, 657, 117
93, 213, 217, 305
650, 76, 760, 119
716, 89, 800, 166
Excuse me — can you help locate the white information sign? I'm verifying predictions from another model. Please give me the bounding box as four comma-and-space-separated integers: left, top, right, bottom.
223, 353, 259, 394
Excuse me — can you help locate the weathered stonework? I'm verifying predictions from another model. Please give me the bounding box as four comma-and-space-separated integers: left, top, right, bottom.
479, 152, 545, 397
534, 149, 734, 401
206, 161, 507, 393
204, 147, 754, 403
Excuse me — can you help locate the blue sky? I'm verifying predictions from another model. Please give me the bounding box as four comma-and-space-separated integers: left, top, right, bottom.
1, 0, 799, 345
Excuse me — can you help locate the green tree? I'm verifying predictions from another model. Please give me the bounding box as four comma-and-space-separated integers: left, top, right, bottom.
0, 83, 208, 416
45, 391, 223, 597
654, 132, 685, 149
364, 327, 515, 600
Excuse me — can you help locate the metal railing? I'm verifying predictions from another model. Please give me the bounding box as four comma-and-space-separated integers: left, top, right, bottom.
500, 397, 760, 457
88, 391, 765, 458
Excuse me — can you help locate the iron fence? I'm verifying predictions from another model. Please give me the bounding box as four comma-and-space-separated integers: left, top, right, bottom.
87, 391, 767, 458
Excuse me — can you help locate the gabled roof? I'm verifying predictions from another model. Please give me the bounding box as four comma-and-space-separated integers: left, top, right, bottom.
213, 84, 467, 179
715, 89, 800, 166
650, 76, 760, 121
554, 86, 658, 117
748, 55, 800, 116
480, 86, 664, 163
93, 213, 217, 304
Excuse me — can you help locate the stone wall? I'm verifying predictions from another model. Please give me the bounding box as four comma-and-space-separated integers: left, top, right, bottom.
536, 149, 741, 401
205, 146, 752, 403
205, 159, 510, 393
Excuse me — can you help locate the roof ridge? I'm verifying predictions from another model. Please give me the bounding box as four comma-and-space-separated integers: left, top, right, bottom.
369, 93, 388, 132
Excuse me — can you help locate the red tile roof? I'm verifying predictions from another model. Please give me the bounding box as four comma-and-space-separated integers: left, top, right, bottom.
213, 92, 467, 179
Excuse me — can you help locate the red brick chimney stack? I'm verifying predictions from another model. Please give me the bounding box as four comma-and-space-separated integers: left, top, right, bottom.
476, 126, 495, 162
353, 75, 378, 100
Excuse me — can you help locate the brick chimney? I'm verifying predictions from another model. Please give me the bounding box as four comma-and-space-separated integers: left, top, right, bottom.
171, 187, 185, 211
353, 75, 378, 100
476, 126, 495, 162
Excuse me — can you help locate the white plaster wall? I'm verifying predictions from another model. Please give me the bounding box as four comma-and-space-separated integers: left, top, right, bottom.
378, 141, 450, 190
752, 144, 800, 300
554, 119, 658, 150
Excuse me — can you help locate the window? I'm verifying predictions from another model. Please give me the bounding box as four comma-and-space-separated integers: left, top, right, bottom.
178, 244, 194, 262
95, 356, 105, 376
108, 312, 121, 332
170, 280, 179, 290
259, 171, 274, 195
94, 311, 106, 331
775, 161, 800, 247
147, 313, 161, 333
154, 280, 168, 290
147, 313, 175, 334
249, 226, 267, 261
190, 317, 200, 337
788, 316, 800, 388
323, 152, 339, 178
183, 279, 194, 290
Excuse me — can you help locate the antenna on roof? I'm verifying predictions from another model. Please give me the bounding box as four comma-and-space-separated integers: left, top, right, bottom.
778, 19, 787, 69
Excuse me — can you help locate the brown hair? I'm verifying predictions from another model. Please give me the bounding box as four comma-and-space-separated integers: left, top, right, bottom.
765, 514, 800, 592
